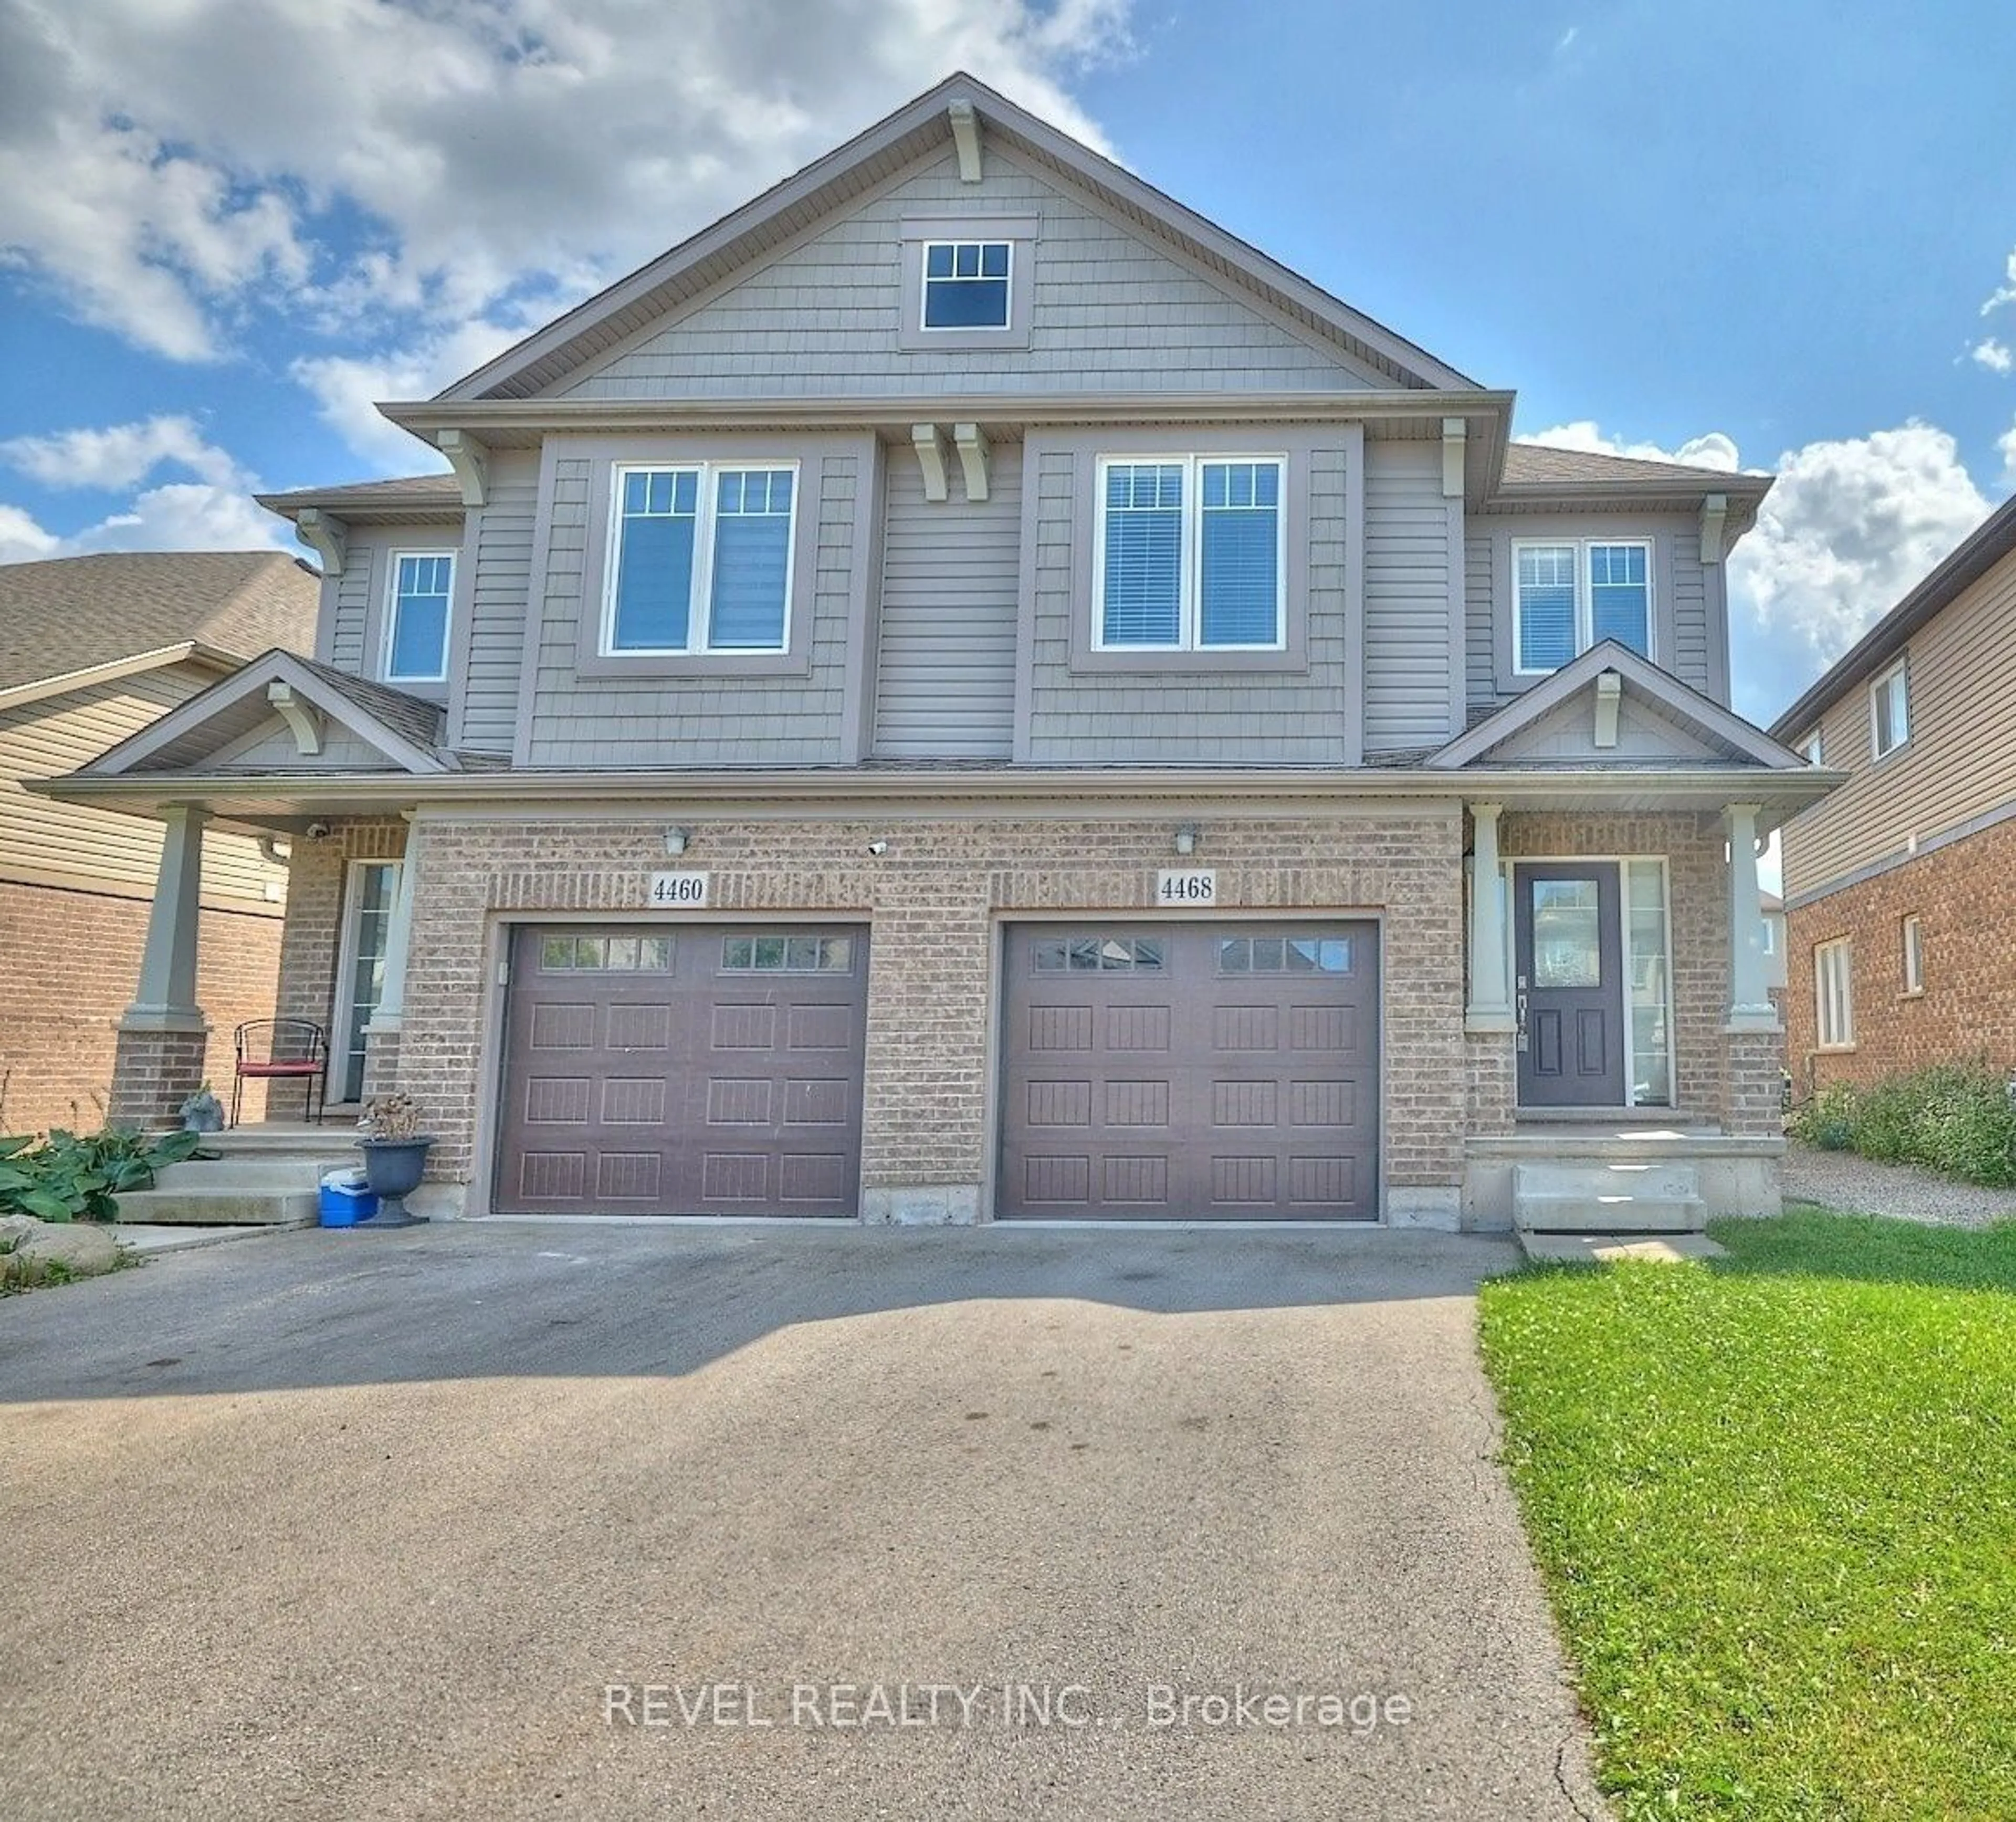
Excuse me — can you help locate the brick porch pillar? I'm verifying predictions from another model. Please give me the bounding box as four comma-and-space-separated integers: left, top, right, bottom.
108, 804, 211, 1129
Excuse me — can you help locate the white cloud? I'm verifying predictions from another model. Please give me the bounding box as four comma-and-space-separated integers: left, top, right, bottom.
1521, 419, 1746, 473
1982, 249, 2016, 317
1999, 417, 2016, 487
0, 415, 247, 491
0, 0, 1133, 389
1972, 338, 2014, 375
0, 503, 62, 565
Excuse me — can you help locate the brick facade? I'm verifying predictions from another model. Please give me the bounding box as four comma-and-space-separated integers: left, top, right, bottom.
0, 879, 285, 1134
1784, 814, 2016, 1095
387, 808, 1469, 1213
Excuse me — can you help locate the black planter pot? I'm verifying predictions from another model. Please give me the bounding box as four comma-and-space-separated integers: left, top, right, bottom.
358, 1136, 435, 1227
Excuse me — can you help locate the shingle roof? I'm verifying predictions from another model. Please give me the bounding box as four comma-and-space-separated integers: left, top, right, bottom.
1499, 444, 1759, 489
0, 551, 319, 693
288, 653, 446, 751
256, 474, 461, 514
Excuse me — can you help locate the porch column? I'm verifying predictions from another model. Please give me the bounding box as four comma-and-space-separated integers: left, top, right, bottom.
1724, 802, 1778, 1031
108, 804, 211, 1127
1465, 802, 1515, 1030
359, 813, 417, 1101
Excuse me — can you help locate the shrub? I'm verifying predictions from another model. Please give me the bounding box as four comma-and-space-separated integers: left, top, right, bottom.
0, 1126, 203, 1223
1790, 1062, 2016, 1187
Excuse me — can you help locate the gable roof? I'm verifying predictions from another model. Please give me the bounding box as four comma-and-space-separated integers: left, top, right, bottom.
254, 474, 461, 521
0, 551, 318, 695
1500, 444, 1757, 490
1428, 641, 1812, 772
78, 650, 451, 779
439, 72, 1478, 404
1768, 491, 2016, 741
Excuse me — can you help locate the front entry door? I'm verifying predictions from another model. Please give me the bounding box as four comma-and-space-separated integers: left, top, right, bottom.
1514, 862, 1626, 1108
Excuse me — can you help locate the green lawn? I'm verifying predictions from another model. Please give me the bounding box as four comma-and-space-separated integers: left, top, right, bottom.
1478, 1210, 2016, 1820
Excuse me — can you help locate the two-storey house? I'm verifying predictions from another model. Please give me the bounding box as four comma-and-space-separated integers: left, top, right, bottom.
48, 76, 1832, 1227
1771, 494, 2016, 1093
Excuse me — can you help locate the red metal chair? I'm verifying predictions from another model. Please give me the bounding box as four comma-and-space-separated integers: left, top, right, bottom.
232, 1019, 328, 1126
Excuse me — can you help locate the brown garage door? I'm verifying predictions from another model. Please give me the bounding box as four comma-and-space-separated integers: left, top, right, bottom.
999, 922, 1380, 1221
495, 925, 868, 1217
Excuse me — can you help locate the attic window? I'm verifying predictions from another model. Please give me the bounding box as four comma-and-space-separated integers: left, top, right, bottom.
922, 240, 1012, 329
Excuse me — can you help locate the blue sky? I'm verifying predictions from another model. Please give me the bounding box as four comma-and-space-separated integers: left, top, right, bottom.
2, 0, 2013, 730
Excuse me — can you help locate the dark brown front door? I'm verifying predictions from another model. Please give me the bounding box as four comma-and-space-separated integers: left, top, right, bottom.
1514, 864, 1626, 1108
495, 925, 868, 1216
998, 922, 1380, 1220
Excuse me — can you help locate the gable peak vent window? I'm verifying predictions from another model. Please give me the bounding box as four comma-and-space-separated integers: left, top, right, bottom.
922, 239, 1011, 330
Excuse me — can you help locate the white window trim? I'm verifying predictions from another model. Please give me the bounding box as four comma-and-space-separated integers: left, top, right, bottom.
1814, 937, 1855, 1050
1510, 537, 1656, 676
918, 238, 1014, 334
1901, 915, 1924, 997
601, 460, 800, 658
1090, 454, 1289, 654
1801, 729, 1824, 766
329, 858, 401, 1104
1870, 658, 1911, 761
382, 549, 455, 685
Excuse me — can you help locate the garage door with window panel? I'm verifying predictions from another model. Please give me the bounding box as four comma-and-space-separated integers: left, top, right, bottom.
495, 925, 868, 1216
999, 922, 1380, 1220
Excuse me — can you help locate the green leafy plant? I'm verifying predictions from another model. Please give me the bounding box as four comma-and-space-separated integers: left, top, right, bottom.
1788, 1061, 2016, 1186
0, 1126, 203, 1223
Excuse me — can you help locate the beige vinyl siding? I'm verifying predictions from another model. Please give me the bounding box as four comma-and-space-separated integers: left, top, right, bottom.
560, 148, 1385, 401
1781, 550, 2016, 898
0, 666, 286, 912
1362, 441, 1454, 751
873, 440, 1021, 758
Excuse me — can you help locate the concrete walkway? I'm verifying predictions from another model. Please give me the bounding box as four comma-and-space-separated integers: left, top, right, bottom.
0, 1222, 1604, 1821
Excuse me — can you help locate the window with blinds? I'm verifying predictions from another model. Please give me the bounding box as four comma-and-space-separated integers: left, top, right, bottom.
606, 462, 796, 655
1094, 455, 1285, 651
1513, 538, 1653, 673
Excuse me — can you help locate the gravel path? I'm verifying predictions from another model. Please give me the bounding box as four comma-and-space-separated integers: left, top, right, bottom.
1780, 1139, 2016, 1229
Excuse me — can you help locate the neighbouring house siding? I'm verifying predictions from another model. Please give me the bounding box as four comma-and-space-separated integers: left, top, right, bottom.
1020, 430, 1356, 765
873, 438, 1021, 758
0, 667, 288, 909
557, 148, 1385, 402
1779, 548, 2016, 900
1362, 440, 1455, 752
1464, 513, 1717, 718
523, 441, 866, 767
0, 880, 285, 1134
456, 448, 539, 753
1784, 818, 2016, 1094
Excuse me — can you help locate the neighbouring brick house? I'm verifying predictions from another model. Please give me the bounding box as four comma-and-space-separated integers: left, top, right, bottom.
43, 76, 1833, 1227
1771, 493, 2016, 1095
0, 552, 318, 1131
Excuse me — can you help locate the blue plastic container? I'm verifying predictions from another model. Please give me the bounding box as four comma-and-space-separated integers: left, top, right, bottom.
318, 1171, 379, 1227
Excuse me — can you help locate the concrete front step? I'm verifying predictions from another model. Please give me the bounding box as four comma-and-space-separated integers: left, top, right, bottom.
114, 1187, 320, 1227
1514, 1160, 1707, 1234
154, 1159, 354, 1193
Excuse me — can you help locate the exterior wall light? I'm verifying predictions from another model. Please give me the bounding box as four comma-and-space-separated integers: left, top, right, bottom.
1173, 825, 1201, 856
664, 828, 691, 856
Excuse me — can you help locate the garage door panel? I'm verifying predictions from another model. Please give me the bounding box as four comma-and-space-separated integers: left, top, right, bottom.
1000, 921, 1379, 1221
497, 924, 867, 1216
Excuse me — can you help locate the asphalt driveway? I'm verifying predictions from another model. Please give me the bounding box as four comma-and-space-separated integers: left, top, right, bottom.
0, 1222, 1602, 1820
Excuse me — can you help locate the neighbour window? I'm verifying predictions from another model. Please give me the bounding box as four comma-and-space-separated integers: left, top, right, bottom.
385, 552, 455, 683
606, 463, 796, 655
1801, 729, 1824, 766
1095, 456, 1285, 651
1902, 915, 1924, 995
921, 239, 1012, 330
1871, 659, 1910, 759
1513, 539, 1653, 673
1814, 938, 1854, 1048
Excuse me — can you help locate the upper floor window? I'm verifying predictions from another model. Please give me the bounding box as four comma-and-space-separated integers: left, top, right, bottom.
385, 552, 454, 684
1094, 456, 1285, 652
605, 463, 796, 655
1801, 729, 1824, 766
922, 240, 1012, 330
1871, 659, 1910, 759
1513, 539, 1652, 674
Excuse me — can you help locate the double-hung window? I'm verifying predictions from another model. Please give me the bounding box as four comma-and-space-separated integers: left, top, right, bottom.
921, 239, 1012, 330
1871, 659, 1910, 759
1094, 456, 1285, 652
1513, 538, 1653, 673
605, 463, 796, 655
1814, 937, 1854, 1048
384, 553, 454, 684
